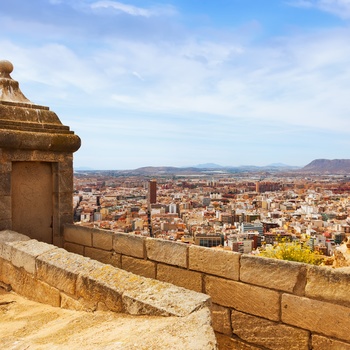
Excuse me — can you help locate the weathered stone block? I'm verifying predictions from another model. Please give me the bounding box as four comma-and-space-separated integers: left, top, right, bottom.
0, 161, 11, 173
5, 264, 60, 307
205, 275, 280, 321
76, 264, 128, 312
64, 224, 92, 246
123, 277, 211, 317
60, 292, 97, 312
231, 309, 310, 350
78, 263, 210, 318
211, 303, 232, 336
60, 213, 75, 230
0, 230, 30, 260
282, 294, 350, 342
240, 255, 307, 294
0, 258, 14, 286
157, 263, 202, 292
85, 246, 121, 267
63, 242, 84, 255
312, 334, 350, 350
0, 172, 10, 195
36, 248, 97, 295
57, 157, 73, 171
0, 219, 12, 231
58, 192, 75, 215
92, 229, 113, 250
146, 238, 187, 268
189, 245, 240, 280
58, 170, 73, 193
305, 265, 350, 306
122, 255, 155, 279
27, 278, 61, 307
10, 239, 56, 275
0, 196, 11, 220
122, 294, 174, 316
113, 232, 145, 258
215, 333, 262, 350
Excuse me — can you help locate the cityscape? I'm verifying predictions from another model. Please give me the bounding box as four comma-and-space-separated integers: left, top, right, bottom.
73, 163, 350, 266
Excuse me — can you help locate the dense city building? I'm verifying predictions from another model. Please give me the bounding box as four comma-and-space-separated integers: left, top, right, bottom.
73, 171, 350, 256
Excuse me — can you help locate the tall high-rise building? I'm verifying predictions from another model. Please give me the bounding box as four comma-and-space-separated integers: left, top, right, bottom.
149, 179, 157, 204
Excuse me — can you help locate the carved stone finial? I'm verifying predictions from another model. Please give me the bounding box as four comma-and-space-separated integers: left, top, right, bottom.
0, 60, 14, 78
0, 59, 32, 103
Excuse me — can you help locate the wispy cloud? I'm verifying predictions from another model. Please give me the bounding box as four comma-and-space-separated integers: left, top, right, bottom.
90, 1, 176, 17
288, 0, 350, 19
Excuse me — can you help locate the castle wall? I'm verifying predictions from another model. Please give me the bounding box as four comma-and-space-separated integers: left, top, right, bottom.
63, 224, 350, 350
0, 229, 216, 349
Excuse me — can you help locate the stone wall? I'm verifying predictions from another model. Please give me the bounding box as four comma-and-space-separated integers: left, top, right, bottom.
63, 224, 350, 350
0, 229, 217, 349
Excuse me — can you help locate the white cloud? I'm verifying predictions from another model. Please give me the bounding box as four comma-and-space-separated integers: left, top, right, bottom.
4, 10, 350, 135
7, 22, 350, 134
288, 0, 350, 19
90, 1, 151, 17
132, 71, 144, 81
90, 1, 176, 17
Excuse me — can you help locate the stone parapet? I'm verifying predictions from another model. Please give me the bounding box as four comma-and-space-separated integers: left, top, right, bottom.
0, 230, 212, 322
113, 231, 145, 258
62, 224, 350, 349
146, 237, 188, 267
205, 275, 281, 322
121, 255, 156, 279
189, 245, 240, 280
281, 294, 350, 343
64, 224, 93, 247
240, 255, 307, 294
157, 263, 203, 292
305, 265, 350, 306
231, 310, 310, 350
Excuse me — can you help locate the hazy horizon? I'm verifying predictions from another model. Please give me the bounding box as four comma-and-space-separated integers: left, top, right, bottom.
74, 161, 303, 171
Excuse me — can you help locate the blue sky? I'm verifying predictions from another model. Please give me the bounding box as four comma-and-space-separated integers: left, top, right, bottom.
2, 0, 350, 169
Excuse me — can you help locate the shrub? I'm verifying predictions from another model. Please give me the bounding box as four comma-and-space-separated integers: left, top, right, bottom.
259, 240, 324, 265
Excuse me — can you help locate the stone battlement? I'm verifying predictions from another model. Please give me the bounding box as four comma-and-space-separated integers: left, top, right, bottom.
63, 224, 350, 350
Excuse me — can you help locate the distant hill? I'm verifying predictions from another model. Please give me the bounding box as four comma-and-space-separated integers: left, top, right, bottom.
193, 163, 224, 169
74, 166, 95, 171
123, 166, 200, 175
302, 159, 350, 174
89, 163, 301, 176
267, 163, 290, 167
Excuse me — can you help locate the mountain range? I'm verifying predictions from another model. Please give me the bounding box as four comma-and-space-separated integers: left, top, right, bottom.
75, 159, 350, 175
300, 159, 350, 174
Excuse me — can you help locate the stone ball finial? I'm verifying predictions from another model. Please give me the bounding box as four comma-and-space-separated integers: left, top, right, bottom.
0, 60, 14, 78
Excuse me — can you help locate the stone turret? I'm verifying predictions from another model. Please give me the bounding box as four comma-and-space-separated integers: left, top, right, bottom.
0, 60, 80, 246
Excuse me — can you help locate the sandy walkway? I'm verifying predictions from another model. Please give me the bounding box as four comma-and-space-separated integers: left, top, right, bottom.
0, 290, 214, 349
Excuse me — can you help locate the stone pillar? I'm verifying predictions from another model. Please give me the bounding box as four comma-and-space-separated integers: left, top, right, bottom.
0, 60, 80, 247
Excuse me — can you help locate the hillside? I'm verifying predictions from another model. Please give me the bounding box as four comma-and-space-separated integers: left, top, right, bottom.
302, 159, 350, 174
